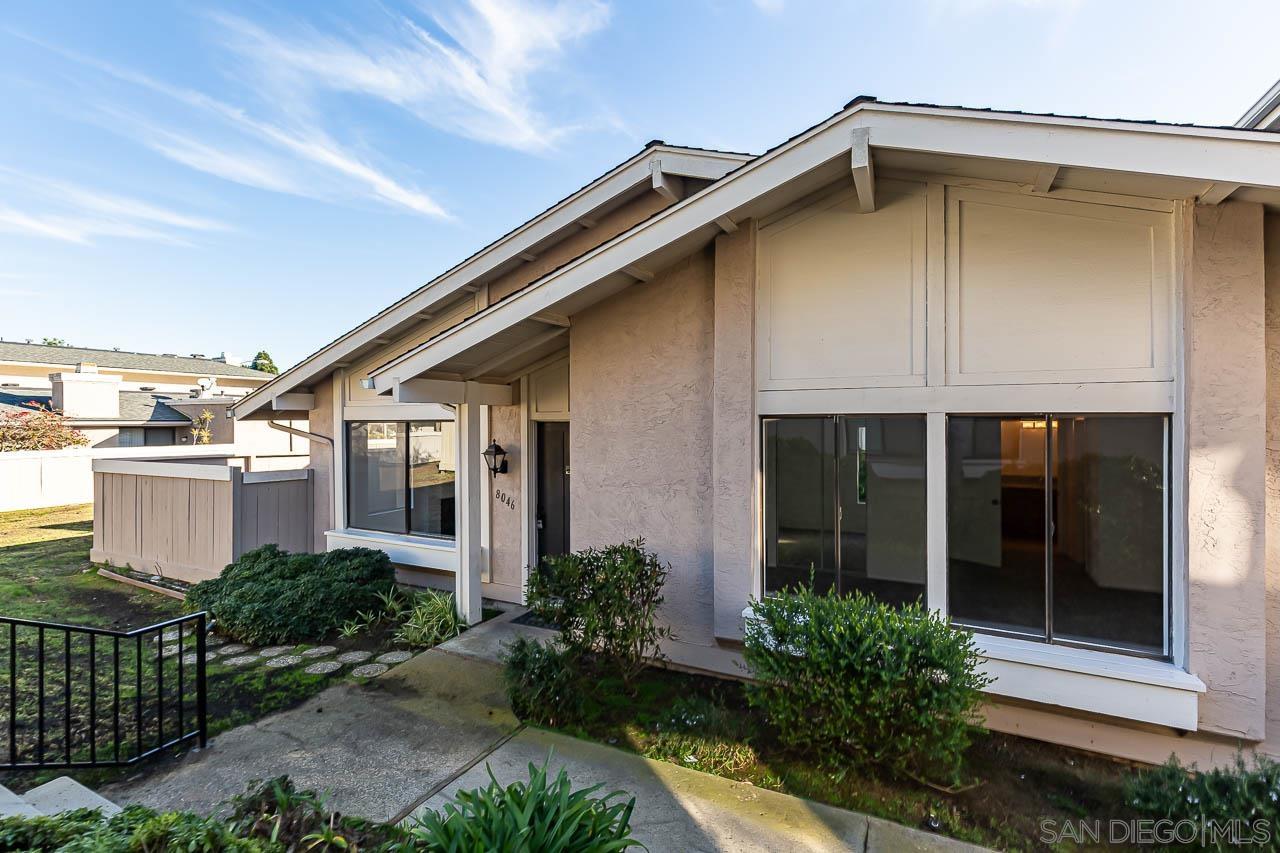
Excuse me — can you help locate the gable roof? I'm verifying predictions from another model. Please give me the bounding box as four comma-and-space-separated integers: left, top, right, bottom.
1238, 78, 1280, 130
365, 98, 1280, 393
231, 142, 752, 419
235, 97, 1280, 417
0, 341, 270, 379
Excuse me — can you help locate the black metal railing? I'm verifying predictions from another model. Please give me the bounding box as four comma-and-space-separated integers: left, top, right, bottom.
1, 612, 207, 769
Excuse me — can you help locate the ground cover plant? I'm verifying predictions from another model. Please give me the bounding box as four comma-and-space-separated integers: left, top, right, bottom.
0, 765, 640, 852
187, 544, 395, 645
1126, 753, 1280, 851
339, 586, 464, 649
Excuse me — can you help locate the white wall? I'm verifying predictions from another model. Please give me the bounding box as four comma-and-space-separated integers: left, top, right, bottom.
0, 444, 304, 512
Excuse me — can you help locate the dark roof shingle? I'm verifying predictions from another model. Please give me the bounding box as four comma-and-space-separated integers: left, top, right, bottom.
0, 342, 270, 379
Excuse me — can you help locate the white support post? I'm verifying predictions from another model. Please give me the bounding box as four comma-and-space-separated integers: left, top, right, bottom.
850, 128, 876, 213
456, 402, 484, 624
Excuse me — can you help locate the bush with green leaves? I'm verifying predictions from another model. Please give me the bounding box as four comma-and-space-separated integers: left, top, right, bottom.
0, 804, 277, 852
187, 545, 394, 644
1126, 753, 1280, 851
743, 587, 990, 785
504, 636, 584, 726
527, 539, 672, 685
398, 759, 641, 852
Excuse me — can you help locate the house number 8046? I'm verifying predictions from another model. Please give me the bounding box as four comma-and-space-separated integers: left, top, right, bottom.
495, 489, 516, 510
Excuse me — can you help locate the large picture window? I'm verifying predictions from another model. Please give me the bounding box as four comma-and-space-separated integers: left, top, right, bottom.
947, 414, 1168, 657
347, 421, 456, 540
763, 415, 927, 606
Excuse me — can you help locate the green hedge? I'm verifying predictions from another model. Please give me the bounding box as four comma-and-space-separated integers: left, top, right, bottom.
187, 545, 394, 644
743, 587, 990, 785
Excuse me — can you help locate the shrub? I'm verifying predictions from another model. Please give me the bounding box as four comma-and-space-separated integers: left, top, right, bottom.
400, 759, 641, 852
1126, 753, 1280, 850
0, 403, 89, 452
528, 539, 672, 685
503, 636, 584, 726
743, 587, 990, 784
0, 804, 276, 852
393, 589, 463, 648
188, 545, 394, 644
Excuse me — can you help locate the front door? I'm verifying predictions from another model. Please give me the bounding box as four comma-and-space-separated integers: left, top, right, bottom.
536, 421, 570, 566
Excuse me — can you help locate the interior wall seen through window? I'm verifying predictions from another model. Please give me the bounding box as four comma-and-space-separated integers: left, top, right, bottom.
347, 420, 456, 540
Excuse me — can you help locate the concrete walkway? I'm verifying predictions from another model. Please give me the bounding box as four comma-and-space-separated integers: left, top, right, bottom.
105, 611, 984, 851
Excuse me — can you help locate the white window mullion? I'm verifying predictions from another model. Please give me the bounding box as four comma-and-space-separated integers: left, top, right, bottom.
926, 411, 947, 613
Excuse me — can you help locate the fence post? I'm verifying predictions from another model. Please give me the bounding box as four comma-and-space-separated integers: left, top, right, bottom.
195, 613, 207, 749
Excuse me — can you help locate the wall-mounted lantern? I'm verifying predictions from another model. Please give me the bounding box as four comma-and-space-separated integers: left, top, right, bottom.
482, 441, 508, 475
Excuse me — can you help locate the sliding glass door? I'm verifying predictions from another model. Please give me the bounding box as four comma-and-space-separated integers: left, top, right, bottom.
763, 415, 927, 606
347, 421, 456, 540
946, 414, 1168, 656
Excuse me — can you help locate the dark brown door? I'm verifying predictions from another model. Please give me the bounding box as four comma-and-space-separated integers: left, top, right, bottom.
536, 421, 570, 565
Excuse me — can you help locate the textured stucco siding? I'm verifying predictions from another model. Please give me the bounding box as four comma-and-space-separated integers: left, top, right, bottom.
1265, 212, 1280, 748
570, 249, 717, 645
1187, 201, 1267, 739
486, 403, 524, 602
712, 223, 757, 639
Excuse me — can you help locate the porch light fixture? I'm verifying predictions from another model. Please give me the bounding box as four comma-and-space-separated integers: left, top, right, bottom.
482, 441, 508, 475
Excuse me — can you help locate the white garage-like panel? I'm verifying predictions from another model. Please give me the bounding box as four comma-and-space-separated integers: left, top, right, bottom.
757, 180, 926, 390
946, 188, 1173, 385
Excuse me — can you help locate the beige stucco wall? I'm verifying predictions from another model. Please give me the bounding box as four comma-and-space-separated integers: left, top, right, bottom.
570, 248, 717, 645
1265, 212, 1280, 753
1187, 201, 1268, 740
485, 403, 524, 602
711, 222, 757, 640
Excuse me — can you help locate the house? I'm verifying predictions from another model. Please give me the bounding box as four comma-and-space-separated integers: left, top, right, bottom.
231, 96, 1280, 768
0, 341, 300, 451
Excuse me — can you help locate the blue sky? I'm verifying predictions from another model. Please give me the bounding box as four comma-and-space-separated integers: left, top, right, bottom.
2, 0, 1278, 369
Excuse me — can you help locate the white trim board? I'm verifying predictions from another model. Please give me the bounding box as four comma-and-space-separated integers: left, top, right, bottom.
325, 528, 458, 573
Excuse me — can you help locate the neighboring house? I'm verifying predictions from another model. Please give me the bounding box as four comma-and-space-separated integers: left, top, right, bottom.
0, 342, 302, 452
232, 98, 1280, 768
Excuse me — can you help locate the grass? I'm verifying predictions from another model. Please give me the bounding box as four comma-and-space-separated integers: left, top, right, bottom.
0, 504, 469, 794
546, 665, 1137, 852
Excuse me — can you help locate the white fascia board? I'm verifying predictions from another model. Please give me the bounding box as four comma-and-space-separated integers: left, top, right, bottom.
271, 392, 314, 410
1237, 77, 1280, 129
231, 146, 750, 421
861, 103, 1280, 189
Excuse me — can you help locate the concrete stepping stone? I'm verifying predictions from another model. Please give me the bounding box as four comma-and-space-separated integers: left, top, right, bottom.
304, 660, 343, 675
206, 636, 225, 647
258, 646, 293, 658
162, 630, 179, 642
375, 650, 412, 664
219, 644, 250, 655
182, 653, 198, 665
336, 650, 372, 664
162, 644, 180, 657
301, 645, 337, 658
223, 655, 259, 667
351, 663, 388, 678
265, 654, 303, 668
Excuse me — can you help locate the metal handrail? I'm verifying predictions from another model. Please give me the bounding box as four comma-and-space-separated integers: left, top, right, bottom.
1, 612, 208, 770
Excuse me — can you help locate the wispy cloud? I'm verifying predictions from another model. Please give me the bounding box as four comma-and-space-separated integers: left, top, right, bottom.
211, 0, 612, 153
752, 0, 786, 14
16, 30, 450, 218
0, 168, 230, 245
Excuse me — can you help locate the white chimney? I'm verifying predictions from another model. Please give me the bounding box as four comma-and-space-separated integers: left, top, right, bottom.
49, 363, 121, 418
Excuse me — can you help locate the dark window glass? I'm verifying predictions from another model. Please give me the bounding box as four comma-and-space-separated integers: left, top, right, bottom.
764, 415, 926, 604
1051, 416, 1165, 654
409, 422, 456, 540
947, 417, 1047, 637
947, 414, 1168, 656
347, 422, 407, 534
837, 417, 926, 606
763, 418, 835, 594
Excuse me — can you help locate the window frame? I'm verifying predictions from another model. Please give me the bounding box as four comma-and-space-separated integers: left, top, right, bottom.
345, 420, 457, 542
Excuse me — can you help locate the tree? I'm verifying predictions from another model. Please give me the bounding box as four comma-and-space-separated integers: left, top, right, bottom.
0, 404, 89, 452
190, 409, 214, 445
41, 337, 68, 347
250, 350, 279, 374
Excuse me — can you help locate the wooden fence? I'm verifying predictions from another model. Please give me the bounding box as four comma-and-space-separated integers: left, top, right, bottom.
90, 460, 313, 584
